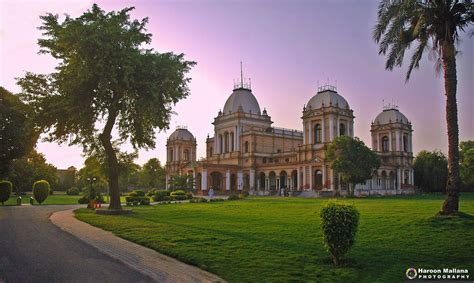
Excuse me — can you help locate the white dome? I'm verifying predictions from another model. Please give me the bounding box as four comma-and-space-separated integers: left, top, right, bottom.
223, 88, 261, 115
306, 89, 349, 110
169, 128, 194, 141
374, 108, 409, 125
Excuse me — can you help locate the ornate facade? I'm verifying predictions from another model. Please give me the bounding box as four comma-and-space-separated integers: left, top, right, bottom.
165, 79, 414, 196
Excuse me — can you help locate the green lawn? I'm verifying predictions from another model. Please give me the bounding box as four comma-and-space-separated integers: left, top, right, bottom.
75, 194, 474, 282
3, 192, 81, 205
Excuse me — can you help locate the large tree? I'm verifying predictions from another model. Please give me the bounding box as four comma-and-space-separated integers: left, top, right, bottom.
325, 136, 381, 195
140, 158, 166, 189
373, 0, 473, 215
414, 150, 448, 192
18, 4, 195, 210
0, 87, 36, 177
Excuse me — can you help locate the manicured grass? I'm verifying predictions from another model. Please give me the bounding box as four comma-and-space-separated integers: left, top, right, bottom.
3, 192, 81, 205
75, 194, 474, 282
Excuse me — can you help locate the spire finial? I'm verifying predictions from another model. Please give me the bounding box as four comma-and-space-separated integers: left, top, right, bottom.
240, 61, 243, 88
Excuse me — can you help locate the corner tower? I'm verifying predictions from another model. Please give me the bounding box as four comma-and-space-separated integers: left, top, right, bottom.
165, 127, 197, 188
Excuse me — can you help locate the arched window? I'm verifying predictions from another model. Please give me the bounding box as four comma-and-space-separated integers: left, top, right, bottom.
403, 134, 408, 152
169, 149, 174, 161
183, 149, 189, 161
339, 123, 346, 136
219, 134, 223, 153
404, 170, 409, 184
314, 124, 322, 143
224, 132, 229, 153
382, 136, 389, 152
209, 147, 213, 157
244, 141, 249, 153
230, 132, 234, 152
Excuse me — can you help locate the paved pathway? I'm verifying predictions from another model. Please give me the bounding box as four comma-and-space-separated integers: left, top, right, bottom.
51, 208, 224, 283
0, 205, 151, 282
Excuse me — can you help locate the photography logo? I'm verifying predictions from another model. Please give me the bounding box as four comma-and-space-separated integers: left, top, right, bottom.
406, 268, 417, 280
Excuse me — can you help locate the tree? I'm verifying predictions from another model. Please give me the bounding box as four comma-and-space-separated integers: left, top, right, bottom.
325, 136, 381, 195
373, 0, 473, 214
414, 150, 448, 192
140, 158, 166, 189
18, 4, 195, 210
0, 87, 36, 178
168, 174, 194, 191
460, 141, 474, 191
7, 149, 59, 194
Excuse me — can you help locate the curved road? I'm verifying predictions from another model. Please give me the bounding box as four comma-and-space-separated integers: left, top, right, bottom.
0, 205, 151, 282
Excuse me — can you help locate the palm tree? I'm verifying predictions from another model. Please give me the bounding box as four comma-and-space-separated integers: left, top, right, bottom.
373, 0, 473, 215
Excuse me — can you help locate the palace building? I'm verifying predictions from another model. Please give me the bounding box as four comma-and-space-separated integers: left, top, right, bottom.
165, 76, 415, 196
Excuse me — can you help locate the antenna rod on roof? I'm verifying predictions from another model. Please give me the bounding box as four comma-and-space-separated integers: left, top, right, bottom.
240, 61, 243, 88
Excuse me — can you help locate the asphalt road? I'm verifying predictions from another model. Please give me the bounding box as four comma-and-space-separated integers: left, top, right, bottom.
0, 205, 151, 283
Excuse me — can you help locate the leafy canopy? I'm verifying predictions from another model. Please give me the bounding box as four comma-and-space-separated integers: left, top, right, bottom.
373, 0, 473, 81
414, 150, 448, 192
18, 4, 196, 152
325, 136, 381, 185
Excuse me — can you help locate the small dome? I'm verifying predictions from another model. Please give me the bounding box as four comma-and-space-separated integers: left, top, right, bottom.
223, 88, 261, 115
306, 89, 349, 110
374, 108, 409, 125
168, 128, 194, 141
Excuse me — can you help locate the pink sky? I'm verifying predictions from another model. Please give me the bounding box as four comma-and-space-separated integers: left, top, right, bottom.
1, 0, 473, 169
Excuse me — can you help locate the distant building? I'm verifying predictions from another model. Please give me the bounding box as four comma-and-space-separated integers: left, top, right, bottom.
56, 166, 76, 190
166, 76, 414, 196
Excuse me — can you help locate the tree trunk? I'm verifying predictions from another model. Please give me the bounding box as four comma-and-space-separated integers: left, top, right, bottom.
100, 106, 121, 210
440, 41, 461, 215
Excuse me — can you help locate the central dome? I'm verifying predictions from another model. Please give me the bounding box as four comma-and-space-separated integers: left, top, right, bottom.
306, 89, 350, 110
374, 108, 409, 125
168, 128, 195, 141
223, 88, 261, 115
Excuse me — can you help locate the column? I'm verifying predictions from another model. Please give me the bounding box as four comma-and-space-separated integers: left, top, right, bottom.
389, 131, 392, 151
265, 178, 269, 191
236, 125, 240, 151
321, 117, 326, 143
249, 169, 255, 190
193, 171, 196, 190
397, 168, 401, 191
351, 120, 355, 137
396, 131, 400, 151
303, 122, 307, 144
214, 131, 218, 154
226, 170, 231, 191
297, 168, 300, 190
377, 134, 380, 151
336, 117, 340, 137
201, 170, 208, 191
329, 116, 334, 141
330, 169, 334, 190
308, 121, 313, 144
309, 166, 313, 190
237, 171, 243, 191
302, 167, 306, 188
322, 165, 326, 189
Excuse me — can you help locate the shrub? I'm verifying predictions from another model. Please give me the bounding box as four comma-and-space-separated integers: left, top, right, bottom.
33, 180, 50, 204
210, 198, 224, 202
170, 189, 186, 196
129, 190, 145, 197
146, 189, 156, 197
186, 192, 193, 199
78, 196, 89, 204
49, 188, 54, 195
174, 195, 187, 201
67, 187, 80, 196
152, 190, 171, 201
0, 180, 13, 205
125, 196, 150, 205
190, 197, 208, 203
228, 193, 240, 200
320, 202, 359, 266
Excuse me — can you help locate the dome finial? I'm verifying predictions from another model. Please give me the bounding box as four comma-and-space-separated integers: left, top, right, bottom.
233, 61, 251, 90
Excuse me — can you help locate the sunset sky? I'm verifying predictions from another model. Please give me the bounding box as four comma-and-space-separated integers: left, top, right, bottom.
1, 0, 473, 169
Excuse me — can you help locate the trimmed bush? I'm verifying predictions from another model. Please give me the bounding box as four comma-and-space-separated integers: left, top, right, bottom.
186, 192, 193, 199
170, 189, 186, 196
320, 202, 360, 266
129, 190, 145, 197
33, 180, 50, 204
0, 180, 13, 205
174, 195, 187, 201
228, 193, 240, 200
146, 189, 157, 197
125, 196, 150, 205
152, 190, 171, 201
190, 197, 208, 203
67, 187, 80, 195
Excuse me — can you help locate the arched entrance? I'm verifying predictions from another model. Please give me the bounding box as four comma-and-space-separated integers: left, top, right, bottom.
269, 171, 276, 190
230, 174, 237, 191
280, 171, 287, 188
259, 172, 265, 190
314, 170, 323, 190
196, 173, 202, 190
210, 172, 223, 190
243, 174, 250, 191
381, 171, 387, 190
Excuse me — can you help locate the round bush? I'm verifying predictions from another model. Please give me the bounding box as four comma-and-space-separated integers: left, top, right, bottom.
152, 190, 171, 201
0, 180, 13, 205
320, 202, 359, 266
33, 180, 50, 204
170, 190, 186, 196
228, 193, 240, 200
67, 187, 80, 195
